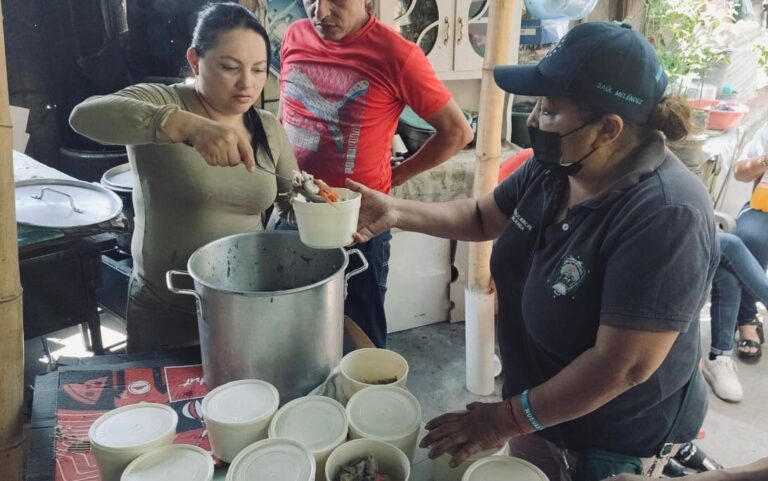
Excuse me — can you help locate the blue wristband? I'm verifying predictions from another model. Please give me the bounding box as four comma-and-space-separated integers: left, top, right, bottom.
520, 389, 546, 432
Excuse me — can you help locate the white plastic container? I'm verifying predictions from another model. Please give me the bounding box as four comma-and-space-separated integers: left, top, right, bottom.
325, 439, 410, 481
202, 379, 279, 463
226, 438, 316, 481
340, 348, 409, 399
88, 403, 178, 481
121, 444, 214, 481
268, 396, 348, 481
461, 456, 549, 481
432, 445, 507, 481
293, 188, 361, 249
346, 385, 421, 461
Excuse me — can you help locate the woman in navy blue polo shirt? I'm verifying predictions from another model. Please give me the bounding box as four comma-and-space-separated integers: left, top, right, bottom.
347, 22, 718, 480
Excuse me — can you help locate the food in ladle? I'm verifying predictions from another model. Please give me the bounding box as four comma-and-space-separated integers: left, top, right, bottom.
291, 170, 339, 203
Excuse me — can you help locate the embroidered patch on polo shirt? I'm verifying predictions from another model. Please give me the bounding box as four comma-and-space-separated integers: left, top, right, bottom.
551, 255, 587, 297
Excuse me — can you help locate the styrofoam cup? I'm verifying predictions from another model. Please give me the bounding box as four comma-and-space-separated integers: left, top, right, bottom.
432, 445, 507, 481
88, 403, 178, 481
340, 348, 409, 399
325, 439, 410, 481
226, 438, 315, 481
121, 444, 214, 481
461, 456, 549, 481
346, 385, 421, 461
293, 188, 361, 249
202, 379, 279, 463
268, 395, 349, 481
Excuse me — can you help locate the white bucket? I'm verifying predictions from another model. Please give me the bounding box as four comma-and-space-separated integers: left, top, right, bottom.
268, 395, 349, 481
340, 348, 409, 399
325, 439, 411, 481
88, 403, 178, 481
461, 456, 549, 481
346, 385, 421, 461
121, 444, 214, 481
293, 188, 361, 249
432, 445, 507, 481
202, 379, 279, 463
226, 438, 316, 481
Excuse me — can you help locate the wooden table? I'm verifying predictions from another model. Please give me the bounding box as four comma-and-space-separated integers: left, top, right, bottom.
14, 150, 117, 353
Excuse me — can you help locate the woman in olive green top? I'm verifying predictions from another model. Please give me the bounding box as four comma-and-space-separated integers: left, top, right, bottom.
70, 3, 297, 352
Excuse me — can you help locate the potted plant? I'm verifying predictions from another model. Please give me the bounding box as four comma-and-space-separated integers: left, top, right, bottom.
644, 0, 735, 182
644, 0, 734, 99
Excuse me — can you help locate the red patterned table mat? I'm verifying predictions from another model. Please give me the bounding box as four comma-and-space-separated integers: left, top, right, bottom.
55, 364, 212, 481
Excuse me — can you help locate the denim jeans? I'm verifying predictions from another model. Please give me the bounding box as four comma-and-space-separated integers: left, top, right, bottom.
275, 220, 392, 347
710, 207, 768, 354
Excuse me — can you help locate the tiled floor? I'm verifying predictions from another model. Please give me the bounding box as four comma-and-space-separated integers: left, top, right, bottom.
21, 306, 768, 479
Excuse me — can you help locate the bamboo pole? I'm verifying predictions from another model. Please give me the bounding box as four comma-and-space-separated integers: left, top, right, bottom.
469, 0, 520, 292
0, 0, 25, 479
465, 0, 521, 395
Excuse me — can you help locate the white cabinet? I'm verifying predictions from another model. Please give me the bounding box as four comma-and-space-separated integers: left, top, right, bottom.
384, 231, 451, 332
380, 0, 520, 80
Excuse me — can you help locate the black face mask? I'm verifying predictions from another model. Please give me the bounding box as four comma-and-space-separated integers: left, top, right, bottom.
528, 123, 598, 176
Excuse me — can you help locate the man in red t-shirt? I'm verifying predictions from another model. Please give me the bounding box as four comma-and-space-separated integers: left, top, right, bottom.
280, 0, 472, 346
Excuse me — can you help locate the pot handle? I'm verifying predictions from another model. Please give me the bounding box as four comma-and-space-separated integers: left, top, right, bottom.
166, 270, 200, 301
345, 249, 369, 282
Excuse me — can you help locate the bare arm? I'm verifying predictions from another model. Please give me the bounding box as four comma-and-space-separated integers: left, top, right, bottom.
347, 179, 508, 242
391, 99, 473, 187
520, 324, 679, 428
420, 323, 682, 463
733, 155, 768, 183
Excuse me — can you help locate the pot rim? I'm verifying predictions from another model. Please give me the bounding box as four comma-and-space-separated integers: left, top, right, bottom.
186, 231, 351, 297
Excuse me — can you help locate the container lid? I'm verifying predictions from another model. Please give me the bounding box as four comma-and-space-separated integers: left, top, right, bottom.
226, 438, 315, 481
347, 386, 421, 440
15, 178, 123, 229
268, 396, 348, 453
461, 456, 549, 481
101, 163, 134, 192
121, 444, 214, 481
203, 380, 279, 424
89, 403, 178, 450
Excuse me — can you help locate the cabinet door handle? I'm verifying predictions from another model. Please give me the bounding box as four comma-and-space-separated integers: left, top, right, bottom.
444, 16, 450, 45
457, 17, 464, 43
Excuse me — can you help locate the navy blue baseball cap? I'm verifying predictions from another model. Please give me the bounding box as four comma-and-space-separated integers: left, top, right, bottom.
494, 22, 667, 124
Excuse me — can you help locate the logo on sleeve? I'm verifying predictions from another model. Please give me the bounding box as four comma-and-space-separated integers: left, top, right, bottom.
551, 256, 587, 297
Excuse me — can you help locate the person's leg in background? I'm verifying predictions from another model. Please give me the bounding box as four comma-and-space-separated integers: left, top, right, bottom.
733, 209, 768, 357
705, 238, 744, 402
274, 218, 392, 346
344, 230, 392, 348
719, 232, 768, 308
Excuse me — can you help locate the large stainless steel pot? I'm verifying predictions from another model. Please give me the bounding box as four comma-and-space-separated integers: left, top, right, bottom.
166, 231, 368, 402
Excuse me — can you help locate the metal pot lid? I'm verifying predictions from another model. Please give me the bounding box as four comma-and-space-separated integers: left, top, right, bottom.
101, 163, 134, 191
15, 178, 123, 229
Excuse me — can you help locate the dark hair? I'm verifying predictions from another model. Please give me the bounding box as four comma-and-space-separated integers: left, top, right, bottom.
191, 2, 274, 167
577, 95, 692, 143
191, 2, 271, 66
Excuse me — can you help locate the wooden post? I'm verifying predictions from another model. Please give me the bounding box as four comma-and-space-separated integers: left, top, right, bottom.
0, 1, 25, 479
469, 0, 520, 293
465, 0, 521, 395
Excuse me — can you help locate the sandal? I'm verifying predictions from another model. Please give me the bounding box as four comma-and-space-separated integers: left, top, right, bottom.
737, 318, 764, 363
